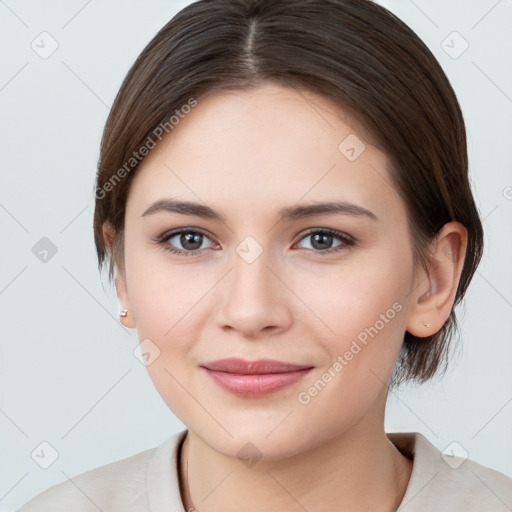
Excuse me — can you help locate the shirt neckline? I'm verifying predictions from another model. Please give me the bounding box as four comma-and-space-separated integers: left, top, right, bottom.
145, 429, 436, 512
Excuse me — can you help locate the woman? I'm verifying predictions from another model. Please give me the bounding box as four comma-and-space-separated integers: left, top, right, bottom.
18, 0, 512, 510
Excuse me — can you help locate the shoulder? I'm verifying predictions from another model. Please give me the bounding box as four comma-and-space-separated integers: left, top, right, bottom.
389, 432, 512, 511
17, 430, 187, 512
17, 446, 156, 512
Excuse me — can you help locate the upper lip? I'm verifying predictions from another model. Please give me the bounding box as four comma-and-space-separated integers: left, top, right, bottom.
201, 358, 313, 374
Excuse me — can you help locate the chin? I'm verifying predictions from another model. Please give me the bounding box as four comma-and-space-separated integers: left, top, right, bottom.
192, 420, 324, 463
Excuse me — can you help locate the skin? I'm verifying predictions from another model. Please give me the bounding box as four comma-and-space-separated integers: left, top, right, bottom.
104, 82, 467, 511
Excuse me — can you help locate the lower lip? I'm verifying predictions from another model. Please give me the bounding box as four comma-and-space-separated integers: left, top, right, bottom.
202, 368, 313, 397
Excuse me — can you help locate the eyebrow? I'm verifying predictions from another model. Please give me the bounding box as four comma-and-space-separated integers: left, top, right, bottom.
141, 198, 379, 223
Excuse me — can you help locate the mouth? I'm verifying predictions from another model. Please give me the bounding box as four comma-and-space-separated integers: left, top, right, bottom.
200, 358, 314, 397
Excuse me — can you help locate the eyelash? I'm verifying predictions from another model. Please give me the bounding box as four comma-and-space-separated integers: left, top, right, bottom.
153, 228, 356, 257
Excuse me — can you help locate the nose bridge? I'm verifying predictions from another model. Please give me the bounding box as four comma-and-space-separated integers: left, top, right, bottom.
232, 238, 270, 293
215, 235, 291, 335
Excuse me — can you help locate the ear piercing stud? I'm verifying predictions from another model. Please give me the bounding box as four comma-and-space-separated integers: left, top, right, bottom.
120, 310, 128, 317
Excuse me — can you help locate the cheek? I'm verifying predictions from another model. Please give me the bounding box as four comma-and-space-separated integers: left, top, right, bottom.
294, 253, 410, 398
293, 291, 407, 437
125, 251, 212, 403
128, 265, 206, 423
125, 240, 207, 340
292, 250, 410, 347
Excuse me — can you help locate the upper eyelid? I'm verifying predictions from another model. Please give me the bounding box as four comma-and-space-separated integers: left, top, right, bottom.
160, 227, 217, 243
299, 227, 354, 241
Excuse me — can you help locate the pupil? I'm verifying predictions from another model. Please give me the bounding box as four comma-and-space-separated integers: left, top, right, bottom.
182, 233, 202, 250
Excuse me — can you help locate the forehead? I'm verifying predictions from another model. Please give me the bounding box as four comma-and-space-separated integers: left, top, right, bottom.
127, 83, 402, 223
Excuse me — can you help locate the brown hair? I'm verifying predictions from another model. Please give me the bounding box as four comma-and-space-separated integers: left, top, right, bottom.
93, 0, 484, 385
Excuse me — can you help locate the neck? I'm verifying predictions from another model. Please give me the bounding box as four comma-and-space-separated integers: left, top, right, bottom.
179, 404, 413, 512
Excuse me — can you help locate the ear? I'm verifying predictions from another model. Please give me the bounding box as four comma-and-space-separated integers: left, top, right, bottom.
102, 222, 136, 329
406, 221, 468, 337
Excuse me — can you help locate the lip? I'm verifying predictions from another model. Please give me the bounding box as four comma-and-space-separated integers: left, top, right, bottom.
200, 358, 314, 397
201, 357, 313, 374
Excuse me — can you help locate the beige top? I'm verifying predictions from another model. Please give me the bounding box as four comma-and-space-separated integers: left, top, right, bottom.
18, 429, 512, 511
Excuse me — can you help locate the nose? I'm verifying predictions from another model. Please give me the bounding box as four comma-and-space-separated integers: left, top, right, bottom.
214, 244, 293, 339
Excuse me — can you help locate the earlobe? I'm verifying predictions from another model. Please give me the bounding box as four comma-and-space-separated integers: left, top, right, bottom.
102, 221, 136, 329
115, 273, 136, 328
406, 222, 467, 337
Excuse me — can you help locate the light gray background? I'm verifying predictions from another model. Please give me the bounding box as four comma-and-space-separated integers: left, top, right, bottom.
1, 1, 511, 510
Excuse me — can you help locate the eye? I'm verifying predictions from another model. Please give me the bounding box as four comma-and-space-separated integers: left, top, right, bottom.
154, 227, 356, 257
295, 229, 355, 254
155, 229, 218, 256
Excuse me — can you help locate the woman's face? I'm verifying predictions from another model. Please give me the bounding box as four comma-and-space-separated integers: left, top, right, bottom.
118, 83, 420, 459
